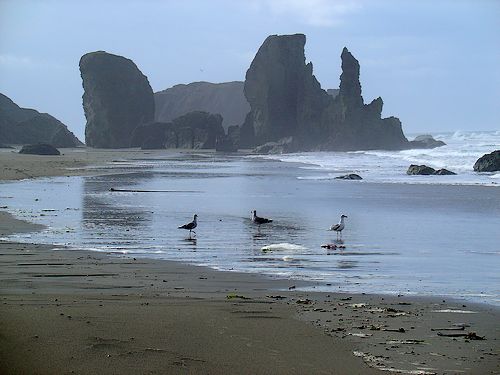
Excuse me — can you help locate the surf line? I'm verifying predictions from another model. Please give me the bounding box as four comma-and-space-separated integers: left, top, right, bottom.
109, 188, 201, 193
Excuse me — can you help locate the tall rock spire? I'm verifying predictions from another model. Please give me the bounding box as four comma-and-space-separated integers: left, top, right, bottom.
339, 47, 363, 110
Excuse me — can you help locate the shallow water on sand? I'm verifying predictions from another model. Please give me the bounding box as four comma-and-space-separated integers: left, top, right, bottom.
2, 152, 499, 305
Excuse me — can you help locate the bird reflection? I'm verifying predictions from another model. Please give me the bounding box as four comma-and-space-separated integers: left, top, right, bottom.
252, 232, 268, 241
181, 237, 197, 251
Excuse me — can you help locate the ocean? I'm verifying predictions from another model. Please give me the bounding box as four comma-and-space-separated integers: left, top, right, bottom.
1, 130, 499, 305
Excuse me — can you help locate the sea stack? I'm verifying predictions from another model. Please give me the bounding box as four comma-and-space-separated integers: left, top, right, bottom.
324, 47, 409, 151
79, 51, 154, 148
239, 34, 410, 152
240, 34, 330, 148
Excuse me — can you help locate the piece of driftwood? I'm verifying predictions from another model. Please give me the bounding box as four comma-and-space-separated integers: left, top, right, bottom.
383, 328, 406, 333
110, 188, 200, 193
437, 331, 485, 340
431, 326, 465, 331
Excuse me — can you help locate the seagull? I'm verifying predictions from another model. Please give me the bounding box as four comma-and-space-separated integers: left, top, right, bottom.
178, 214, 197, 237
330, 214, 347, 239
251, 210, 273, 228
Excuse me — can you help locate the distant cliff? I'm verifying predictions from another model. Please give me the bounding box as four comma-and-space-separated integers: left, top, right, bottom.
0, 93, 82, 147
240, 34, 410, 151
80, 51, 154, 148
154, 81, 250, 129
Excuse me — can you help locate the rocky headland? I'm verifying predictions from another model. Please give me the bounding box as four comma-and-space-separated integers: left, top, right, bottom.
0, 93, 82, 147
80, 51, 155, 148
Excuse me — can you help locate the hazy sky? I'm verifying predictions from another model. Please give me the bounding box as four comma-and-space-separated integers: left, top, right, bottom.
1, 0, 498, 141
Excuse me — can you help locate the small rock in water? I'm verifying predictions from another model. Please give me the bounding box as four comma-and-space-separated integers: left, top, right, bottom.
407, 164, 436, 175
473, 150, 500, 172
335, 174, 362, 180
407, 164, 456, 175
434, 168, 456, 175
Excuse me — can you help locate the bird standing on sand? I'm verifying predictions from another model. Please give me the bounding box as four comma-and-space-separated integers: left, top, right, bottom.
251, 210, 273, 228
330, 214, 347, 239
178, 214, 197, 237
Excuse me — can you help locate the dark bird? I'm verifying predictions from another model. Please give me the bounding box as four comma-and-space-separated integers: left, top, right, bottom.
252, 210, 273, 227
330, 214, 347, 239
179, 214, 197, 237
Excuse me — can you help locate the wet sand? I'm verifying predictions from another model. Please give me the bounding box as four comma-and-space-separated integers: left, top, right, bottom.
0, 147, 199, 180
1, 148, 499, 374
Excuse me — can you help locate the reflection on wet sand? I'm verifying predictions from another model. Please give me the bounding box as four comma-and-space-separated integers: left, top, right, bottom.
82, 174, 153, 246
336, 260, 359, 269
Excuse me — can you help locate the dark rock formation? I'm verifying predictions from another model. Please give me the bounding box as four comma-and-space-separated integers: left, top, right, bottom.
0, 93, 82, 147
129, 112, 225, 150
130, 122, 169, 148
240, 34, 410, 152
154, 81, 250, 129
141, 137, 165, 150
335, 174, 363, 180
407, 165, 437, 175
215, 136, 238, 152
227, 125, 240, 147
321, 48, 409, 151
80, 51, 154, 148
241, 34, 331, 148
170, 111, 225, 149
19, 143, 60, 155
434, 168, 456, 175
409, 135, 446, 149
407, 165, 456, 175
473, 150, 500, 172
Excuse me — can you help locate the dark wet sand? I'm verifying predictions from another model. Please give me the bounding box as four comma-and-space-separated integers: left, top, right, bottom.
0, 211, 499, 374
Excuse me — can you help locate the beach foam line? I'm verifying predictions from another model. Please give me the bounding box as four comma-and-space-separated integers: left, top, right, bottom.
261, 243, 307, 252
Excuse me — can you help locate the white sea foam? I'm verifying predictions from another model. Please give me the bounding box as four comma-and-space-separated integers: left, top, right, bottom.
256, 131, 500, 186
261, 243, 307, 252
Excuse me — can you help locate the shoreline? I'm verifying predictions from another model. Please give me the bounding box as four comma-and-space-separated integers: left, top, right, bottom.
1, 148, 499, 374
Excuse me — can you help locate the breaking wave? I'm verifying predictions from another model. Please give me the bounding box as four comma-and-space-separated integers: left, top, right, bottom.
256, 131, 500, 186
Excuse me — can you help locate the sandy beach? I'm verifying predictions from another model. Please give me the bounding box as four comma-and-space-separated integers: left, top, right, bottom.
0, 147, 189, 181
1, 149, 499, 374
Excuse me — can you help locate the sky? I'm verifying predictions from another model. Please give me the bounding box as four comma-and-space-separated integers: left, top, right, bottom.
0, 0, 498, 141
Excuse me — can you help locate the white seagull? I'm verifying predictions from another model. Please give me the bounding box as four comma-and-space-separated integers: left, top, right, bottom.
330, 214, 347, 239
178, 214, 197, 237
251, 210, 273, 227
